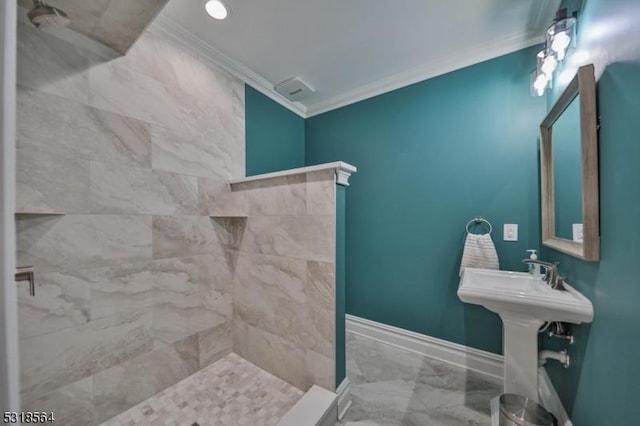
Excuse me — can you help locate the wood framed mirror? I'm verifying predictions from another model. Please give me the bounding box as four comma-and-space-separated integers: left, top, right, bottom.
540, 64, 600, 261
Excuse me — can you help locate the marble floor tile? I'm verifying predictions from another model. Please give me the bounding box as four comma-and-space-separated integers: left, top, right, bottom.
338, 332, 502, 426
99, 353, 303, 426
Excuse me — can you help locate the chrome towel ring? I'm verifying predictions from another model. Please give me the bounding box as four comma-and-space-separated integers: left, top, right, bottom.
465, 217, 493, 235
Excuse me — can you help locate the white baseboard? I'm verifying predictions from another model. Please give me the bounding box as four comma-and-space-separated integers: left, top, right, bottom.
346, 314, 503, 380
346, 314, 572, 425
335, 377, 352, 421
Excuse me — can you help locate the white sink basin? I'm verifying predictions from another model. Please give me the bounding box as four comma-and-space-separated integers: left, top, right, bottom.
458, 268, 593, 324
457, 268, 594, 402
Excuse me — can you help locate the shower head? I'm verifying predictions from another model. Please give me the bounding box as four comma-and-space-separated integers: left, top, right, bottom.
27, 0, 71, 30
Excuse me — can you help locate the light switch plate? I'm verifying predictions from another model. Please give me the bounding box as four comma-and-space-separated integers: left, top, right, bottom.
573, 223, 584, 242
504, 224, 518, 241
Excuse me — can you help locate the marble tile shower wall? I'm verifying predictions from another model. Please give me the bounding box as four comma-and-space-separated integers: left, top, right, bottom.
15, 19, 244, 425
229, 170, 337, 392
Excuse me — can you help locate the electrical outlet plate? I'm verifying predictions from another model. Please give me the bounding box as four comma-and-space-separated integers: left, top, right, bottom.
504, 224, 518, 241
572, 223, 584, 242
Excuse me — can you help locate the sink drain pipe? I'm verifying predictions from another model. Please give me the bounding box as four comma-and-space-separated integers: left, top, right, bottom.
539, 349, 570, 368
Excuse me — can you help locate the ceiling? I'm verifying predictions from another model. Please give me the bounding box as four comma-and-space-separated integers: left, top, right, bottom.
157, 0, 561, 117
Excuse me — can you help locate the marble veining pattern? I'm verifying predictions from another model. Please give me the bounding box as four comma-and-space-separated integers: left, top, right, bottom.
16, 16, 245, 424
338, 332, 502, 426
241, 214, 335, 263
151, 125, 241, 180
17, 87, 152, 169
230, 170, 338, 392
16, 214, 152, 273
233, 318, 308, 391
89, 161, 199, 215
15, 12, 342, 424
16, 146, 90, 214
99, 353, 303, 426
17, 269, 92, 340
93, 334, 201, 423
232, 175, 307, 216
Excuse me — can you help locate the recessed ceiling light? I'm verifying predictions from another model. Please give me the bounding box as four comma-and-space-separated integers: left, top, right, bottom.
205, 0, 229, 20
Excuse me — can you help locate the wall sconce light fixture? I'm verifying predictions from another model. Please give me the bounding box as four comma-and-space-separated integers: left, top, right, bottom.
547, 9, 576, 61
531, 8, 577, 96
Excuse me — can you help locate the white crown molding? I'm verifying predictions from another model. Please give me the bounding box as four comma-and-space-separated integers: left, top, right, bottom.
229, 161, 356, 186
306, 31, 545, 117
304, 0, 560, 116
151, 0, 559, 118
150, 14, 308, 117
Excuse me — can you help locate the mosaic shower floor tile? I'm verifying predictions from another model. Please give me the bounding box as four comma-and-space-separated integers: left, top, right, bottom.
100, 353, 303, 426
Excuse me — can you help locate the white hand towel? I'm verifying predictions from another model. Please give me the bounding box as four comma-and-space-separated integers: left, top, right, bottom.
459, 232, 499, 277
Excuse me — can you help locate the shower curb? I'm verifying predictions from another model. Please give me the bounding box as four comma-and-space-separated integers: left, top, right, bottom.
277, 385, 338, 426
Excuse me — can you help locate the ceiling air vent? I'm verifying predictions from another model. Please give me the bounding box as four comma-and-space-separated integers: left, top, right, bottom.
274, 77, 315, 102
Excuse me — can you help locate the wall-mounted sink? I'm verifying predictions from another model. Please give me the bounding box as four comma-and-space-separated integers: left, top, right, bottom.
458, 268, 593, 324
458, 268, 594, 403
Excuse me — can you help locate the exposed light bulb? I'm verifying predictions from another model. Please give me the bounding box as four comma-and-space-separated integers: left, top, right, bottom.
551, 31, 571, 60
205, 0, 228, 20
533, 74, 549, 95
541, 55, 558, 78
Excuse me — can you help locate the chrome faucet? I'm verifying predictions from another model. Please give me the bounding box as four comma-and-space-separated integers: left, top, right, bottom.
522, 259, 567, 291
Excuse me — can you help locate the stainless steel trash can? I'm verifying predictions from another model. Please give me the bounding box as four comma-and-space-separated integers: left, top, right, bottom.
498, 394, 556, 426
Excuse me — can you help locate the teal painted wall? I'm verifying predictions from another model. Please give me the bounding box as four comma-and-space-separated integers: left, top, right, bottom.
305, 47, 546, 354
335, 186, 346, 387
245, 85, 305, 175
552, 96, 582, 240
540, 0, 640, 424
